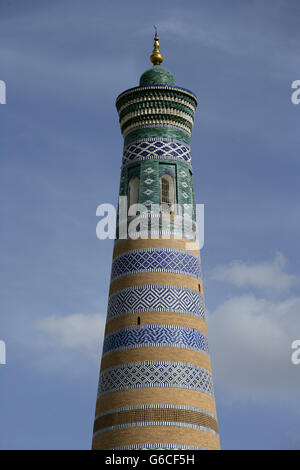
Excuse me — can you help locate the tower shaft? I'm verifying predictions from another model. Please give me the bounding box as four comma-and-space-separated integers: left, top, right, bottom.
92, 36, 220, 450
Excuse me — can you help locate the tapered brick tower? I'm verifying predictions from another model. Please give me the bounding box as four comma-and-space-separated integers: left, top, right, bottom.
92, 32, 220, 450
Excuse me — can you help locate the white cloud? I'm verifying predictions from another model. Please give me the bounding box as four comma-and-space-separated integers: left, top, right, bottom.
207, 294, 300, 400
35, 313, 106, 356
210, 252, 298, 294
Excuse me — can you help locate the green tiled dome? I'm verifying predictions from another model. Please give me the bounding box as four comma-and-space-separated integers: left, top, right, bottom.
139, 65, 175, 86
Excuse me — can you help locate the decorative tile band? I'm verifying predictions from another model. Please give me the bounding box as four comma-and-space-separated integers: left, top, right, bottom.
119, 104, 195, 124
93, 405, 218, 436
119, 108, 194, 133
124, 127, 191, 147
116, 229, 197, 241
116, 85, 198, 109
123, 122, 191, 138
118, 95, 195, 117
124, 136, 190, 151
97, 361, 213, 397
111, 248, 202, 281
102, 324, 208, 356
107, 285, 205, 321
122, 139, 192, 167
111, 443, 205, 450
93, 421, 217, 438
95, 403, 216, 420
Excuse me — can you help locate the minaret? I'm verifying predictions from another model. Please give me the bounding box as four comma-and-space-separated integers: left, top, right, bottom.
92, 32, 220, 450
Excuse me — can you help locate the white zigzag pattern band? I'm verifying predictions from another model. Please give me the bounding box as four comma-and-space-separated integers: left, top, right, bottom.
111, 248, 202, 281
107, 284, 205, 321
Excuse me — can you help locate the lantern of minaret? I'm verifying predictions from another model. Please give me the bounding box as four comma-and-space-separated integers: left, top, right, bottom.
92, 32, 220, 451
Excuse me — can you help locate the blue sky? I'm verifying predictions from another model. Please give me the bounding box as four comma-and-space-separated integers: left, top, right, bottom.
0, 0, 300, 449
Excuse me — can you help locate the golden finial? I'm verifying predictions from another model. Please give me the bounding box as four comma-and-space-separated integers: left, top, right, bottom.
150, 25, 163, 66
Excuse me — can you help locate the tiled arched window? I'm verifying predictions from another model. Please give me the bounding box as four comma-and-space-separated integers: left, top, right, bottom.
128, 176, 140, 208
160, 174, 175, 213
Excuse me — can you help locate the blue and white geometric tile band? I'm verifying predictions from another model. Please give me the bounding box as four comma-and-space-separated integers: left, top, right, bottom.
97, 361, 213, 397
107, 285, 205, 321
102, 325, 208, 356
111, 248, 201, 281
122, 139, 192, 167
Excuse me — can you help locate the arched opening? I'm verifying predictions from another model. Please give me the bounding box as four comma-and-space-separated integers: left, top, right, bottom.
128, 176, 140, 208
160, 174, 175, 213
137, 316, 141, 325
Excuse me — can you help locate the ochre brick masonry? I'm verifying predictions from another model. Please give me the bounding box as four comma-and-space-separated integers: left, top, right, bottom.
92, 426, 220, 450
95, 388, 218, 417
104, 312, 208, 336
109, 273, 203, 296
100, 347, 211, 373
94, 409, 218, 434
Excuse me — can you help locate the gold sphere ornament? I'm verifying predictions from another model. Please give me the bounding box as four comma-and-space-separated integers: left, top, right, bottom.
150, 27, 163, 66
